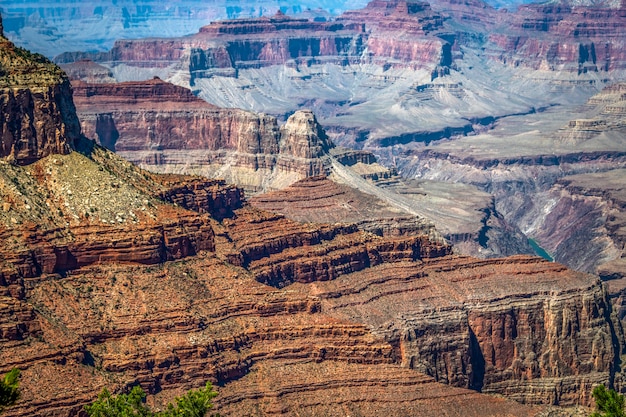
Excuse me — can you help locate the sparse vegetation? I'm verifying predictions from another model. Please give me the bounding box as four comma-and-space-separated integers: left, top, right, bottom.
85, 382, 219, 417
591, 385, 625, 417
0, 368, 20, 413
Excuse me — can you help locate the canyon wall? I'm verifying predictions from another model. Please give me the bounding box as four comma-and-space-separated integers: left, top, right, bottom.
299, 255, 615, 405
488, 2, 626, 72
0, 36, 79, 164
3, 10, 626, 416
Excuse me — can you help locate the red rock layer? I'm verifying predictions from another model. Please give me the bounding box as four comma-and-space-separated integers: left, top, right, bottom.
297, 255, 613, 406
249, 175, 440, 238
217, 360, 540, 417
72, 78, 214, 110
222, 206, 451, 287
0, 36, 79, 165
72, 80, 278, 153
56, 0, 453, 77
156, 175, 244, 220
489, 3, 626, 72
2, 254, 541, 417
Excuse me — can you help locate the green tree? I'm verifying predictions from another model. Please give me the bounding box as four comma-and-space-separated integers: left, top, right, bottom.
162, 382, 219, 417
592, 385, 626, 417
84, 385, 152, 417
0, 368, 20, 413
85, 382, 219, 417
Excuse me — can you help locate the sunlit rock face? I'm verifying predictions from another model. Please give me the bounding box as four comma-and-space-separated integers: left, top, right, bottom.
0, 33, 79, 165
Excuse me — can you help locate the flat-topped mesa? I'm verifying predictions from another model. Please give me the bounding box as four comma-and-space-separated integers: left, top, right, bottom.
199, 12, 358, 36
0, 32, 79, 165
341, 0, 445, 34
72, 77, 211, 109
279, 110, 333, 159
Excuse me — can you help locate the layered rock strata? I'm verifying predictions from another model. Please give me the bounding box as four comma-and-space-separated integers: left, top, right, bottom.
488, 2, 626, 72
70, 75, 532, 258
71, 78, 344, 193
0, 33, 79, 165
294, 255, 614, 406
0, 28, 555, 417
56, 1, 452, 78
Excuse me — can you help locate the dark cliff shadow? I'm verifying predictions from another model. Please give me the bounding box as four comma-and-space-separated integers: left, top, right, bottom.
74, 134, 97, 157
469, 326, 486, 392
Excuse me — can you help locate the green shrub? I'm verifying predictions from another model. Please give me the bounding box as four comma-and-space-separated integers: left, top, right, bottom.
85, 382, 219, 417
592, 385, 626, 417
0, 368, 20, 413
84, 386, 151, 417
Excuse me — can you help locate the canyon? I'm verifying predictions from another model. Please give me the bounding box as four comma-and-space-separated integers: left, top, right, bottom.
67, 74, 533, 259
0, 11, 623, 416
56, 0, 626, 274
2, 0, 626, 416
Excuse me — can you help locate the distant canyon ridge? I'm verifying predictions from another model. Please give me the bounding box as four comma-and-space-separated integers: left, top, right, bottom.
56, 0, 626, 278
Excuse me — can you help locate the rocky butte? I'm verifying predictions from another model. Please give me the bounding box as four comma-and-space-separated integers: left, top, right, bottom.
67, 74, 533, 258
1, 14, 625, 417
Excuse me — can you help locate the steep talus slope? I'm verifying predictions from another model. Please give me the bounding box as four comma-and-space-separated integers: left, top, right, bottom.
0, 148, 216, 288
217, 360, 540, 416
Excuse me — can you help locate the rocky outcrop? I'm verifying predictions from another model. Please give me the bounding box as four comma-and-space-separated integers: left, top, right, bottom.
301, 255, 614, 406
279, 110, 333, 159
0, 35, 550, 417
72, 78, 282, 153
222, 206, 451, 287
0, 36, 79, 165
71, 79, 353, 192
156, 175, 244, 220
0, 149, 217, 291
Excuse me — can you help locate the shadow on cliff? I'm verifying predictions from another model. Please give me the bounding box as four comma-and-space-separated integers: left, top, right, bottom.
469, 326, 486, 392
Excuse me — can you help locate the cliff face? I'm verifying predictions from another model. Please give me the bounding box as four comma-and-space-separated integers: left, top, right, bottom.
2, 22, 625, 416
279, 110, 333, 159
488, 2, 626, 72
298, 255, 614, 406
72, 79, 347, 193
55, 0, 452, 78
73, 79, 279, 154
0, 36, 79, 165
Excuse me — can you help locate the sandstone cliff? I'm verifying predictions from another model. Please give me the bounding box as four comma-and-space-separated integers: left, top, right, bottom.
296, 255, 614, 405
0, 35, 79, 165
71, 79, 343, 193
